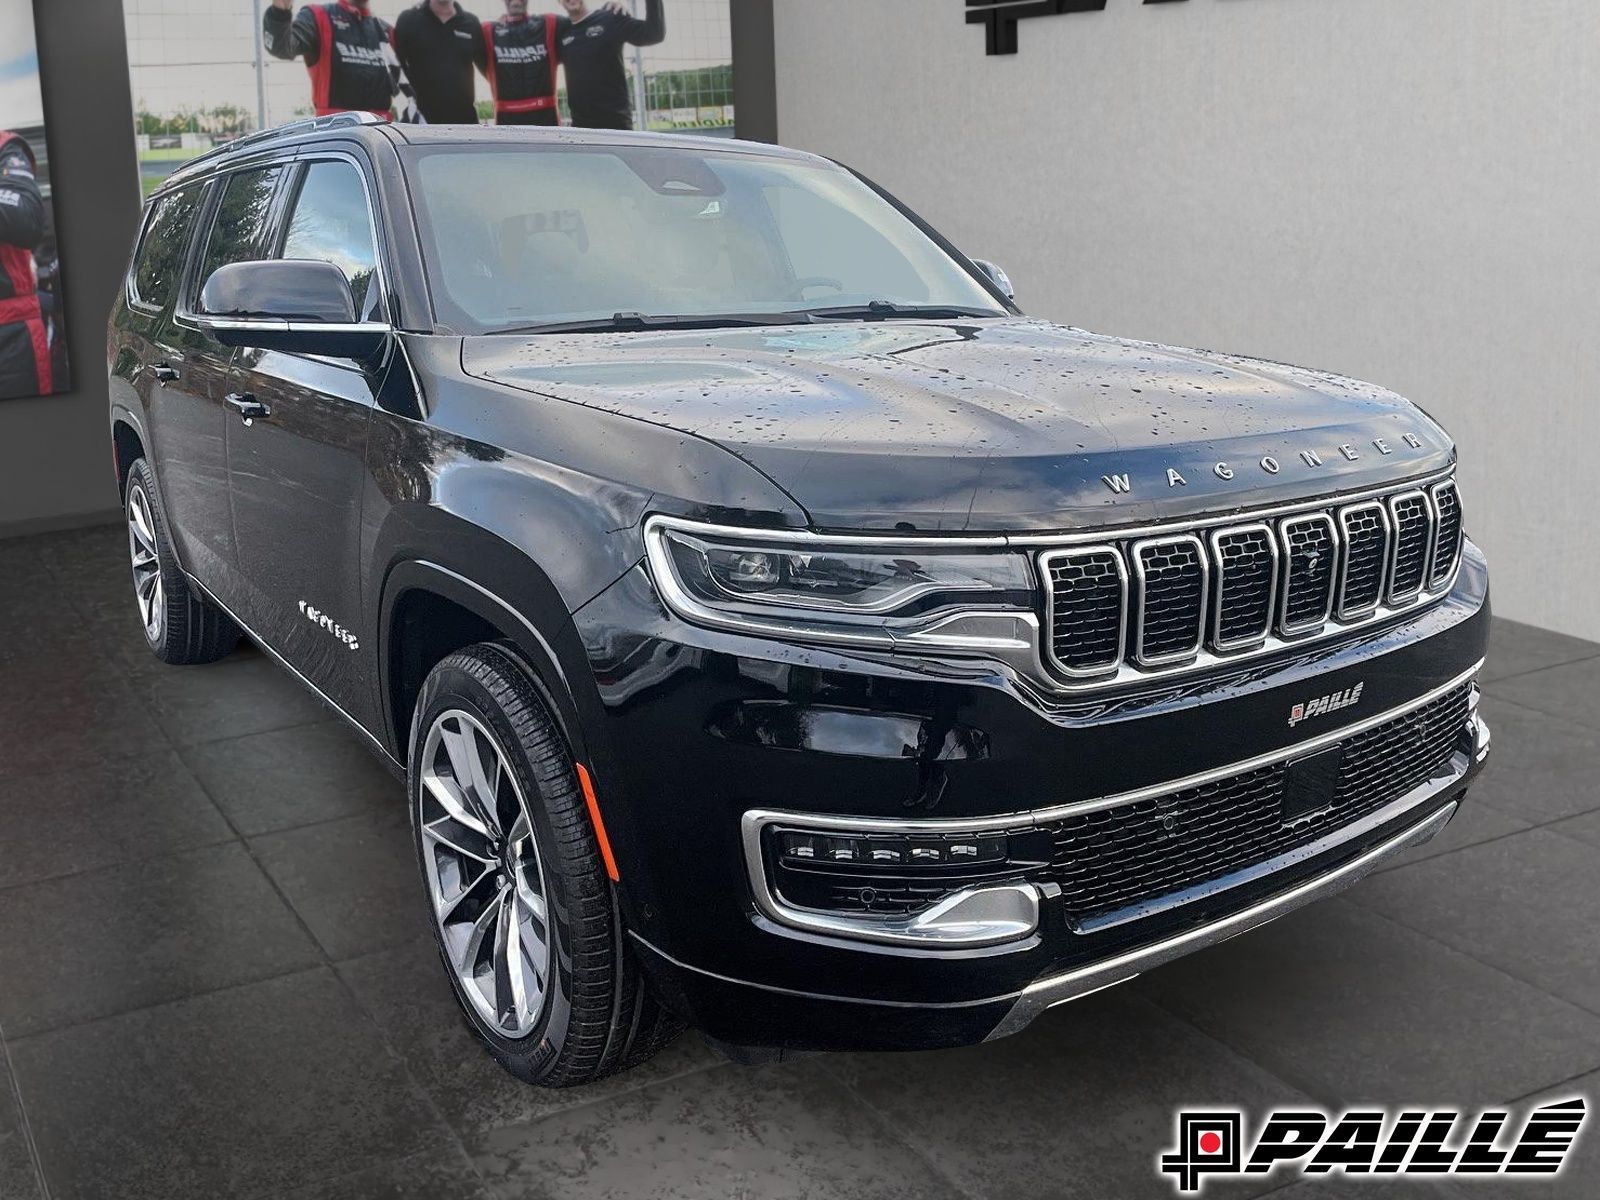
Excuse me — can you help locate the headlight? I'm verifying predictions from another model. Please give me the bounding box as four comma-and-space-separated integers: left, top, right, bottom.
643, 516, 1036, 652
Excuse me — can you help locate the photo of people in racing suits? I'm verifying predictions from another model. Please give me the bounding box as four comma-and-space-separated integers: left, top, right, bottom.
267, 0, 665, 129
0, 2, 69, 403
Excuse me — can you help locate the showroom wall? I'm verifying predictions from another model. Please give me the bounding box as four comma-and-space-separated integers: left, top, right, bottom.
0, 0, 141, 537
771, 0, 1598, 641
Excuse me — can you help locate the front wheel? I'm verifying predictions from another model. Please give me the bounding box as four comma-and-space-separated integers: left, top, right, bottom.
408, 643, 681, 1087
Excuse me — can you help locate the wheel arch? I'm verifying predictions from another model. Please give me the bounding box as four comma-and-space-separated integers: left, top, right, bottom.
378, 556, 604, 772
110, 406, 148, 501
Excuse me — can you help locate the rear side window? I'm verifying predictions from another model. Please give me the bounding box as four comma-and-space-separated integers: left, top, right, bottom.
194, 166, 284, 313
280, 161, 381, 321
131, 185, 203, 310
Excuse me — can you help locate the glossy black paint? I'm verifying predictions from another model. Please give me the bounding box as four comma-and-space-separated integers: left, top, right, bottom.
200, 259, 357, 324
107, 121, 1490, 1053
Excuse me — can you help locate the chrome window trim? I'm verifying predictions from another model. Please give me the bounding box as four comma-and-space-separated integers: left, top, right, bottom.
1130, 534, 1209, 667
1429, 480, 1462, 589
1208, 522, 1278, 652
1277, 513, 1341, 637
1039, 544, 1128, 679
1386, 488, 1436, 606
173, 149, 396, 339
741, 661, 1481, 837
1335, 500, 1392, 622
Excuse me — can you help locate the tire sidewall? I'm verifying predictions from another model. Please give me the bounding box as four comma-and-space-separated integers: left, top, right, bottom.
407, 652, 582, 1076
124, 462, 172, 657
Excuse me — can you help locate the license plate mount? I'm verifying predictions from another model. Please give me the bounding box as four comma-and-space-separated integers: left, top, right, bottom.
1281, 744, 1345, 825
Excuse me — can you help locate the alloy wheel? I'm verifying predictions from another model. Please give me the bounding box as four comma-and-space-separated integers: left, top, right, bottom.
419, 708, 553, 1038
126, 482, 164, 644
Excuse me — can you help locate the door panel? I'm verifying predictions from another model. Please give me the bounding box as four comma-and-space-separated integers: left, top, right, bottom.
225, 157, 386, 725
130, 184, 236, 590
228, 350, 377, 718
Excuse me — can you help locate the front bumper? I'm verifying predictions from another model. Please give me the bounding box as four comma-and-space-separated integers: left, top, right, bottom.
574, 538, 1491, 1052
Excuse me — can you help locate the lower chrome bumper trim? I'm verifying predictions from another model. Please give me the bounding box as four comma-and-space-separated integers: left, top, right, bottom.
983, 798, 1460, 1041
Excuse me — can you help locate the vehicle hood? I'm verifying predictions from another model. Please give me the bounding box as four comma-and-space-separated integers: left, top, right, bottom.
460, 317, 1455, 532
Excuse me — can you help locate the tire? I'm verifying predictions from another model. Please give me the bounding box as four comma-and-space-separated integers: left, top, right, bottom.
408, 642, 682, 1087
124, 458, 240, 665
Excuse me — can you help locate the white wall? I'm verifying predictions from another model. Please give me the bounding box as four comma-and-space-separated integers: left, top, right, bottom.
773, 0, 1599, 641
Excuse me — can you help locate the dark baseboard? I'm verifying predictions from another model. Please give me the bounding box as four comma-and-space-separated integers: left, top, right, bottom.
0, 507, 122, 542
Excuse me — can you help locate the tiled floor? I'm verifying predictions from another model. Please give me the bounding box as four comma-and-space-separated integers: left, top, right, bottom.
2, 524, 1598, 1199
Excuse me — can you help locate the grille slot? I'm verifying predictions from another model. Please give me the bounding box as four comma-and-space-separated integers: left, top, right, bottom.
1043, 683, 1472, 923
1039, 474, 1462, 685
1430, 482, 1462, 587
1278, 515, 1338, 635
1209, 525, 1277, 650
1042, 547, 1126, 676
1336, 502, 1390, 619
1133, 536, 1207, 665
1387, 491, 1435, 603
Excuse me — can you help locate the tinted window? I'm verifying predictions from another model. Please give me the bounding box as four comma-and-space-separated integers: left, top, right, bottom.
132, 185, 203, 310
280, 161, 380, 321
195, 166, 284, 313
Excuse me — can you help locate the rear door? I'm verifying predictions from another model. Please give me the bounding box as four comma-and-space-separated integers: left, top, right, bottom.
126, 182, 239, 591
224, 152, 388, 721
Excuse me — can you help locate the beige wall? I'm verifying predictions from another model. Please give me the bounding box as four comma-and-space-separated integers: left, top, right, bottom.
773, 0, 1599, 640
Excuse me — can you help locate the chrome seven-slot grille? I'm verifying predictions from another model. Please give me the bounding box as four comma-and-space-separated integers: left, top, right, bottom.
1043, 681, 1472, 923
1043, 478, 1462, 680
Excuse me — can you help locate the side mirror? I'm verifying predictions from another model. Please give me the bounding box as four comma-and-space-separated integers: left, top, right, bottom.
197, 259, 389, 359
972, 258, 1015, 302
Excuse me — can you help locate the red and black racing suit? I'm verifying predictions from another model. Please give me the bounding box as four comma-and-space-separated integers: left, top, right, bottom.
0, 131, 51, 399
264, 1, 395, 118
479, 13, 562, 126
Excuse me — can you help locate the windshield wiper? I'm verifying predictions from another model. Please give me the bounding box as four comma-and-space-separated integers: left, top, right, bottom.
798, 300, 1004, 323
503, 311, 820, 335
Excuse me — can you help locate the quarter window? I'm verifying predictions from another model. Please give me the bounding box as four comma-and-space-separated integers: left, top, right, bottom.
131, 185, 203, 310
280, 161, 381, 321
195, 167, 285, 314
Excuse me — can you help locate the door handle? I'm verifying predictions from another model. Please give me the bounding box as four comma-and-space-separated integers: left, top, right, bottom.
225, 392, 270, 422
150, 362, 179, 383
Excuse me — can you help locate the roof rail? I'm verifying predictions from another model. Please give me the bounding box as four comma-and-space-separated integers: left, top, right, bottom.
158, 112, 387, 188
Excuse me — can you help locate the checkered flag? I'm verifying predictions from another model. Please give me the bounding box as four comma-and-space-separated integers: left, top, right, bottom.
382, 41, 426, 125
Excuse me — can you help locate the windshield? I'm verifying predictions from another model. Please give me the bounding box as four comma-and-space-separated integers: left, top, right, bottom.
406, 144, 1008, 333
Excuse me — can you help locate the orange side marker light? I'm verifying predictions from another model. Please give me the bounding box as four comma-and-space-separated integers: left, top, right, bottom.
575, 762, 620, 882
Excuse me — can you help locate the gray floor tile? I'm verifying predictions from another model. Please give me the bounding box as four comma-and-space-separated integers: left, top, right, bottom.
1350, 830, 1600, 1016
1135, 899, 1600, 1106
1547, 809, 1600, 851
337, 939, 718, 1139
1438, 1074, 1599, 1199
251, 809, 427, 962
139, 652, 330, 746
0, 842, 321, 1036
0, 750, 233, 889
7, 969, 453, 1200
0, 1051, 44, 1200
469, 1059, 967, 1200
0, 656, 167, 781
183, 721, 402, 837
269, 1147, 491, 1200
821, 990, 1300, 1200
1482, 618, 1600, 684
1464, 698, 1600, 825
1375, 794, 1531, 874
1278, 1181, 1459, 1198
1487, 658, 1600, 734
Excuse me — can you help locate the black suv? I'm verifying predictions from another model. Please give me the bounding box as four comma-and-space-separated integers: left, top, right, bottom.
108, 114, 1490, 1087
